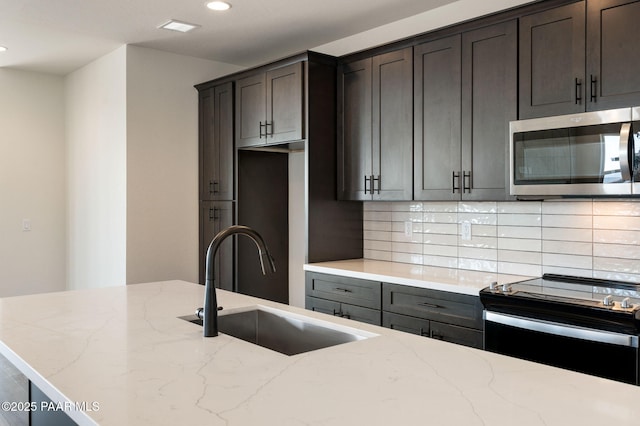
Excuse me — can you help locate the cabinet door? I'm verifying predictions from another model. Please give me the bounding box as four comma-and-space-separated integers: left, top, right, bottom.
414, 35, 462, 200
340, 303, 381, 326
519, 1, 586, 118
200, 201, 234, 290
461, 21, 517, 201
383, 311, 431, 337
200, 82, 234, 201
236, 73, 266, 148
372, 48, 413, 201
306, 296, 341, 316
587, 0, 640, 110
337, 58, 372, 200
429, 321, 483, 349
266, 62, 304, 144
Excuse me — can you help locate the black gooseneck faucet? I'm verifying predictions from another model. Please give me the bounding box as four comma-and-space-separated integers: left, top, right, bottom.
197, 225, 276, 337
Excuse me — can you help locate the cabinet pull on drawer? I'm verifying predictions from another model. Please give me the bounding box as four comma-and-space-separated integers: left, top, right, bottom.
419, 327, 429, 337
334, 287, 353, 293
418, 301, 443, 309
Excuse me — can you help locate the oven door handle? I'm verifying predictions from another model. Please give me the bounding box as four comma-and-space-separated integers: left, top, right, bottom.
484, 311, 639, 348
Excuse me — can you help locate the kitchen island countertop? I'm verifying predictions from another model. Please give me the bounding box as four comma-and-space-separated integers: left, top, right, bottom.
1, 280, 640, 425
304, 258, 532, 295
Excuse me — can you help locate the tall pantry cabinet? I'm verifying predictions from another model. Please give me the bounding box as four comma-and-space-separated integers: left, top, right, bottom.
198, 82, 235, 290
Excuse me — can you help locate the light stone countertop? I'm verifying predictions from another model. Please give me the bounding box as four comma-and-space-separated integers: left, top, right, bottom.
304, 259, 532, 295
1, 280, 640, 425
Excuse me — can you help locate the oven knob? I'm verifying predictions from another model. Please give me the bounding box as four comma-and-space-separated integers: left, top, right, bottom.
489, 281, 498, 291
621, 297, 632, 309
501, 284, 511, 293
603, 295, 614, 307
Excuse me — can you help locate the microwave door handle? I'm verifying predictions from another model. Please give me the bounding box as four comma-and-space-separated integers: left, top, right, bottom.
619, 123, 632, 182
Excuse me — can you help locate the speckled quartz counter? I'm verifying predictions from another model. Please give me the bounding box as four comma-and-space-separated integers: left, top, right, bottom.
304, 258, 532, 295
2, 280, 640, 425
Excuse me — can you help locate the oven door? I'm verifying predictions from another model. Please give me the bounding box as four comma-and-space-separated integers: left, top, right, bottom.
484, 311, 639, 385
510, 108, 634, 196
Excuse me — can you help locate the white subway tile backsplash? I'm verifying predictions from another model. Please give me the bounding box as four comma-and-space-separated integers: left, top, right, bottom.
542, 200, 592, 215
498, 225, 541, 239
498, 237, 541, 252
543, 240, 592, 256
363, 230, 392, 241
498, 262, 542, 277
593, 215, 640, 231
498, 249, 542, 265
543, 253, 592, 270
423, 233, 458, 246
593, 229, 640, 244
364, 221, 392, 231
542, 227, 592, 242
422, 255, 458, 269
542, 214, 592, 229
498, 201, 541, 214
423, 244, 457, 257
497, 213, 541, 227
363, 210, 392, 221
361, 200, 640, 284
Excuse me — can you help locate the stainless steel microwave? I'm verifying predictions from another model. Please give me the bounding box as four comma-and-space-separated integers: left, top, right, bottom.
509, 107, 640, 197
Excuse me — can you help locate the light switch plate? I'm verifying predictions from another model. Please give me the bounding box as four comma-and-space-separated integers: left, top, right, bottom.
404, 220, 412, 238
22, 219, 31, 232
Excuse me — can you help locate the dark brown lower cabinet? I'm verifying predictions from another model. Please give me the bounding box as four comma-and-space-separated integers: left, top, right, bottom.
382, 283, 483, 349
305, 272, 382, 325
383, 311, 483, 349
199, 201, 234, 290
304, 272, 484, 348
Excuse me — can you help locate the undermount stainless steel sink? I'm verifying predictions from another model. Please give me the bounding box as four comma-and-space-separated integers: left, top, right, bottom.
179, 305, 377, 356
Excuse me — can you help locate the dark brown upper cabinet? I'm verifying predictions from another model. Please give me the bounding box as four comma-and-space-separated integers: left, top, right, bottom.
414, 21, 517, 200
520, 0, 640, 119
337, 47, 413, 201
236, 62, 304, 148
586, 0, 640, 110
199, 81, 234, 201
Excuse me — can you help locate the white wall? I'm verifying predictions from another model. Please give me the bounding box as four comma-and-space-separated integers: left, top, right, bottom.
0, 69, 66, 296
125, 46, 242, 284
65, 46, 127, 290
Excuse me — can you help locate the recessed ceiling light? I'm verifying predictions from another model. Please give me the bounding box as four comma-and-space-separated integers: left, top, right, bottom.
159, 20, 201, 33
0, 46, 7, 52
206, 1, 231, 11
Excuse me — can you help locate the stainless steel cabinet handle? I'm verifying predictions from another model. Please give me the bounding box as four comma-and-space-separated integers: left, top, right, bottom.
259, 121, 266, 138
590, 75, 597, 103
209, 180, 219, 194
334, 287, 353, 293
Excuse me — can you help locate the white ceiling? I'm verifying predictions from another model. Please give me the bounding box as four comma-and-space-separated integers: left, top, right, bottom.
0, 0, 466, 75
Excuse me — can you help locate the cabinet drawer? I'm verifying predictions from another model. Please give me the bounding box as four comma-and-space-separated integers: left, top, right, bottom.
430, 321, 483, 349
382, 283, 482, 329
306, 272, 381, 309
